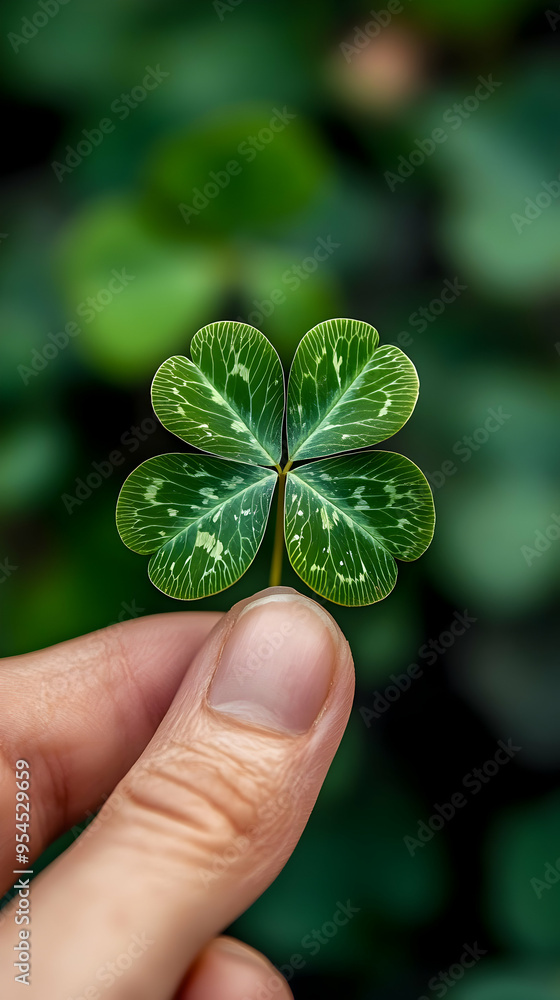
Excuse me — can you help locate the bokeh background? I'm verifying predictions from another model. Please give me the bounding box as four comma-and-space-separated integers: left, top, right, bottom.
1, 0, 559, 996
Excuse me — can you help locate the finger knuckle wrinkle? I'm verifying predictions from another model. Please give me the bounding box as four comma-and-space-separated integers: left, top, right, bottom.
120, 738, 268, 851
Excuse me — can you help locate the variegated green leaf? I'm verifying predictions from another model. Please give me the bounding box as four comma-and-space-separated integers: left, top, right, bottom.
284, 451, 435, 606
287, 318, 419, 461
116, 453, 276, 600
152, 321, 284, 467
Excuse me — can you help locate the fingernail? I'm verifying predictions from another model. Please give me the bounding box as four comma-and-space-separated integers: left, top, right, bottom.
208, 592, 338, 734
212, 937, 287, 992
214, 937, 270, 968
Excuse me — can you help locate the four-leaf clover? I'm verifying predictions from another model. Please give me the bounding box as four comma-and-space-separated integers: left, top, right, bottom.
116, 319, 435, 605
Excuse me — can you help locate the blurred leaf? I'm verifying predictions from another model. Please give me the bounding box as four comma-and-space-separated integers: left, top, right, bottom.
139, 17, 314, 120
238, 244, 343, 360
486, 791, 560, 957
0, 303, 47, 400
429, 469, 559, 616
451, 622, 560, 769
256, 168, 389, 274
434, 62, 560, 299
146, 107, 332, 235
0, 551, 101, 653
0, 420, 71, 514
234, 753, 447, 969
453, 962, 560, 1000
54, 198, 224, 381
411, 0, 535, 33
413, 364, 560, 616
429, 470, 559, 616
0, 497, 172, 656
0, 1, 133, 105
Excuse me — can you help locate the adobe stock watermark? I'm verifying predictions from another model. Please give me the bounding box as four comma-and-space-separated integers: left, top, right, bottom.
65, 931, 154, 1000
66, 735, 314, 869
546, 5, 560, 30
510, 174, 560, 234
385, 74, 502, 191
0, 558, 18, 584
404, 739, 521, 856
387, 277, 467, 351
69, 794, 110, 848
61, 417, 158, 514
8, 0, 71, 54
17, 268, 135, 385
37, 599, 147, 710
521, 512, 560, 566
178, 106, 297, 224
339, 0, 412, 62
108, 599, 145, 627
230, 599, 319, 683
418, 941, 488, 999
240, 900, 360, 999
234, 235, 340, 329
52, 66, 169, 182
213, 0, 244, 19
426, 406, 511, 491
359, 610, 477, 726
531, 857, 560, 899
198, 769, 315, 888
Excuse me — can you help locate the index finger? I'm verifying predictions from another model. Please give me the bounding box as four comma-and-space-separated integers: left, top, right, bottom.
0, 611, 221, 893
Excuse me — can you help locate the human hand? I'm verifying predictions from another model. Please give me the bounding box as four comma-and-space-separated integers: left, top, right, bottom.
0, 587, 354, 999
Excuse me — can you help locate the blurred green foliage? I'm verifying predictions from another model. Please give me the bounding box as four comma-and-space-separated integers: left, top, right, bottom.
0, 0, 558, 995
487, 792, 560, 956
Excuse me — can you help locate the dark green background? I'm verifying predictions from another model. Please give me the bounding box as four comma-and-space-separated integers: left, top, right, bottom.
1, 0, 559, 996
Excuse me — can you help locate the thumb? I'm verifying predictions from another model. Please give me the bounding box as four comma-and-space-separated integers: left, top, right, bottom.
5, 587, 354, 1000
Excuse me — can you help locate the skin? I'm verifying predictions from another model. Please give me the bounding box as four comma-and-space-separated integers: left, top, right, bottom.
0, 587, 355, 999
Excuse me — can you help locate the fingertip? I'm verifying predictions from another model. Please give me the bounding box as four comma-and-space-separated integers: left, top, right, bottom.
178, 936, 293, 1000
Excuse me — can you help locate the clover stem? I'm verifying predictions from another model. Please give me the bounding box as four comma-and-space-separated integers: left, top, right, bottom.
269, 471, 287, 588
